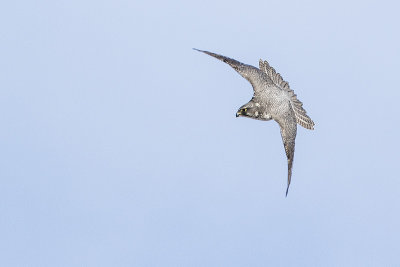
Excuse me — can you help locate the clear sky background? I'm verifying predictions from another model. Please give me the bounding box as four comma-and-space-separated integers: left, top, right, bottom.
1, 0, 399, 266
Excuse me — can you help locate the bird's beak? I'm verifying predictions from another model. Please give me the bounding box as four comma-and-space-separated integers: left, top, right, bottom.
236, 112, 240, 117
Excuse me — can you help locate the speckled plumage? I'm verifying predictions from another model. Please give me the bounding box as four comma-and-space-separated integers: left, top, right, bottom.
195, 49, 314, 196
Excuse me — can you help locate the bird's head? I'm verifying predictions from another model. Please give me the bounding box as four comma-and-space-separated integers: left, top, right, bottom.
236, 102, 260, 119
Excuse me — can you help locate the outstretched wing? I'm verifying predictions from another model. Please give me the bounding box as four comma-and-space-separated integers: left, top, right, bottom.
276, 113, 297, 196
259, 60, 315, 130
194, 49, 263, 93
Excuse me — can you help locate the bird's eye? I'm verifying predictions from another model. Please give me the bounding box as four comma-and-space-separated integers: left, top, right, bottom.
244, 108, 247, 112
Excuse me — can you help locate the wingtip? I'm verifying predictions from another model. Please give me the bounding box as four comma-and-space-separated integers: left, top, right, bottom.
193, 48, 202, 52
285, 182, 290, 197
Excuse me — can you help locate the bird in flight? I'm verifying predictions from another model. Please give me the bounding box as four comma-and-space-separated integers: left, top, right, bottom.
194, 49, 314, 196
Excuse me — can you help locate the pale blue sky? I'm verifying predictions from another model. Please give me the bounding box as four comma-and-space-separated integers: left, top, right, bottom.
1, 0, 400, 266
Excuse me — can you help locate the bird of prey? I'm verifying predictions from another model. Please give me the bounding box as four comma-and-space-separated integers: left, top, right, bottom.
194, 49, 314, 196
